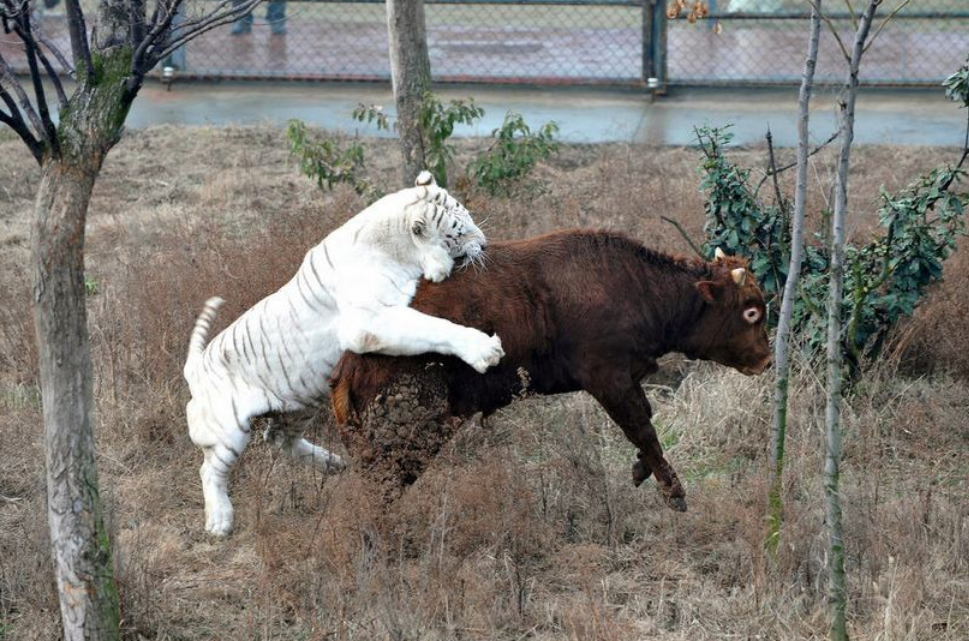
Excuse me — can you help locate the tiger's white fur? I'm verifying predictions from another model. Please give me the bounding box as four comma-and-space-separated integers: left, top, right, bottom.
184, 172, 504, 536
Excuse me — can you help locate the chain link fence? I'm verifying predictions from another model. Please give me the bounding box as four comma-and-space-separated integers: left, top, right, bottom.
2, 0, 967, 86
160, 0, 645, 83
669, 0, 969, 85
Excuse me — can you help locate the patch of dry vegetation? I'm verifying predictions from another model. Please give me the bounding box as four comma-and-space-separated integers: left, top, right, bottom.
1, 126, 967, 640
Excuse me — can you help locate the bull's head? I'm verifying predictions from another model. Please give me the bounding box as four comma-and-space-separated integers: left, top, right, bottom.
684, 248, 772, 376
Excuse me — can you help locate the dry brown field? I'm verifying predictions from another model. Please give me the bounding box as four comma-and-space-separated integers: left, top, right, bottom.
1, 125, 967, 640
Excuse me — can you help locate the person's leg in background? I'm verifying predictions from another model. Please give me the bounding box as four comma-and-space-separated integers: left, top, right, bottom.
267, 0, 286, 35
230, 0, 255, 35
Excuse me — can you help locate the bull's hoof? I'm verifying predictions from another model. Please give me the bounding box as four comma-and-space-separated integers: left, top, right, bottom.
665, 495, 688, 512
632, 459, 652, 486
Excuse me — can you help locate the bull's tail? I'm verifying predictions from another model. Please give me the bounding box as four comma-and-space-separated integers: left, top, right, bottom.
185, 297, 225, 374
330, 375, 359, 426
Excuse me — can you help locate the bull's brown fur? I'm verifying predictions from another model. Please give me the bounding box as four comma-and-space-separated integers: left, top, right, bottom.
332, 229, 771, 509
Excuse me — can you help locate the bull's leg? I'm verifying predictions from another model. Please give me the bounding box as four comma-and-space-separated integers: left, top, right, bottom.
584, 377, 687, 512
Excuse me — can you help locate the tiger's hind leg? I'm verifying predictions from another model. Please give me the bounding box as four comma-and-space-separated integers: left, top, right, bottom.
261, 412, 346, 473
187, 397, 253, 537
273, 433, 346, 473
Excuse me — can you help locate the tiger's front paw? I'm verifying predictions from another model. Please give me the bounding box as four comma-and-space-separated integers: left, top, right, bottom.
422, 252, 455, 283
464, 332, 504, 374
425, 264, 450, 283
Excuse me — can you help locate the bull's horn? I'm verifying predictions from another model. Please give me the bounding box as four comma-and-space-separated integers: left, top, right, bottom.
714, 247, 726, 261
731, 268, 747, 286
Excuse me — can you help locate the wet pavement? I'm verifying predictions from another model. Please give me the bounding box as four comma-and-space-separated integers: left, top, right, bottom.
126, 81, 966, 148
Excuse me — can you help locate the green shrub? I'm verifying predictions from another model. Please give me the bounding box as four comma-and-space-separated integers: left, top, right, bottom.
289, 98, 559, 200
696, 125, 790, 300
693, 108, 968, 371
417, 93, 485, 188
468, 112, 560, 196
354, 93, 485, 188
285, 119, 376, 197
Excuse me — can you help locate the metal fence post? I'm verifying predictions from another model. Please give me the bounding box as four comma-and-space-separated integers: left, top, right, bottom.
642, 0, 668, 94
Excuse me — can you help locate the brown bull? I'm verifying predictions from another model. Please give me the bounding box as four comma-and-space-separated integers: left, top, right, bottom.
331, 229, 771, 510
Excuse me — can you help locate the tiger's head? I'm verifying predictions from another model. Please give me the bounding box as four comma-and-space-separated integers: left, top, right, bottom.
409, 171, 487, 283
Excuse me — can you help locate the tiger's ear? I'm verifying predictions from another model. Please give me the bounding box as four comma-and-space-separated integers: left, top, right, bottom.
412, 218, 425, 237
415, 170, 435, 187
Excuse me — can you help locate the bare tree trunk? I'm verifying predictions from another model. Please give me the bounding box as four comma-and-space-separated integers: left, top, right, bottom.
767, 0, 821, 556
3, 0, 263, 636
32, 159, 120, 641
386, 0, 431, 187
824, 3, 880, 640
29, 51, 135, 640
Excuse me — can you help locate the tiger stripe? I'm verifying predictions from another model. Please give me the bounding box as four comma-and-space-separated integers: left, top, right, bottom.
184, 173, 500, 536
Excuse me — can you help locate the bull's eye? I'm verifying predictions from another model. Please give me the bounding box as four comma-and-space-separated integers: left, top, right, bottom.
743, 307, 761, 324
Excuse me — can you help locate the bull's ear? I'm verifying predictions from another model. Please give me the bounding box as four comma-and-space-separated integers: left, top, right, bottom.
695, 280, 722, 303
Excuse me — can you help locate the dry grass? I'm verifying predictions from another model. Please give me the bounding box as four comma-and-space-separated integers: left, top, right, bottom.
1, 125, 968, 640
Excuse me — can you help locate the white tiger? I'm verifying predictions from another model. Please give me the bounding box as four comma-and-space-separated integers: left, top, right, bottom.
184, 172, 504, 536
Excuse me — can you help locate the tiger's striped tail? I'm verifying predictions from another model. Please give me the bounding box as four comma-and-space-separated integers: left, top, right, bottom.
186, 297, 225, 368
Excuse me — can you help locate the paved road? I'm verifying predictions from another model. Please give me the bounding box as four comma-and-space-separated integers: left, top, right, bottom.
126, 81, 967, 147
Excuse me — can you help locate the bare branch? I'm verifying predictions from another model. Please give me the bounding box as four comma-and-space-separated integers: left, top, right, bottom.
0, 51, 46, 142
962, 108, 969, 166
130, 0, 147, 48
132, 0, 183, 77
936, 108, 969, 193
149, 0, 262, 64
806, 0, 850, 62
824, 3, 881, 638
168, 0, 239, 32
0, 106, 15, 129
755, 130, 840, 194
17, 15, 60, 153
35, 29, 76, 77
767, 0, 822, 559
0, 80, 18, 115
0, 0, 27, 20
842, 0, 859, 30
63, 0, 94, 81
33, 36, 70, 107
765, 127, 785, 207
0, 97, 43, 163
145, 0, 163, 33
660, 215, 706, 259
864, 0, 912, 53
964, 103, 969, 157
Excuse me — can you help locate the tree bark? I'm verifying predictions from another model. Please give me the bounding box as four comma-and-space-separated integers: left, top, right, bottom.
386, 0, 431, 187
29, 53, 135, 640
32, 159, 120, 641
767, 0, 821, 556
2, 0, 264, 636
824, 3, 880, 640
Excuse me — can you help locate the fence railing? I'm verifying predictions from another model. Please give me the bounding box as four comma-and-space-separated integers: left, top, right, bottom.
2, 0, 967, 87
668, 3, 969, 86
